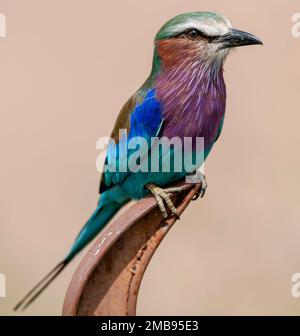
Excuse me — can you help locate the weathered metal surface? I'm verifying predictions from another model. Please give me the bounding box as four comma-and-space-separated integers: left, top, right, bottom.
62, 181, 201, 316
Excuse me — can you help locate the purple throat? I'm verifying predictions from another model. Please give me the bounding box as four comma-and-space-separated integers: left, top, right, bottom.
154, 60, 227, 149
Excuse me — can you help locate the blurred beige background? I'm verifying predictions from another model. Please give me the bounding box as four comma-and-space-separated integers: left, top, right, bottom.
0, 0, 299, 315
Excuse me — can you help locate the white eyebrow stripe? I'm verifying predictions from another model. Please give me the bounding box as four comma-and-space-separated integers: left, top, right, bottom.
167, 17, 231, 37
199, 24, 228, 37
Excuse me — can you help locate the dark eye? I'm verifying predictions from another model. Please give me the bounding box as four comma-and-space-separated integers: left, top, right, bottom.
186, 29, 201, 40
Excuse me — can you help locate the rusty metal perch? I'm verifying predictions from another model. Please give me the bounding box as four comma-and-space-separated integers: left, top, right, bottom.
62, 181, 201, 316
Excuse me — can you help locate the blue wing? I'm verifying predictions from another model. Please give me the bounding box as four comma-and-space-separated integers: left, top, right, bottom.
99, 88, 163, 193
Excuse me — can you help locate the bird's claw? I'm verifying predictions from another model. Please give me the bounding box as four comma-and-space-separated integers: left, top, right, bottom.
146, 173, 207, 218
191, 172, 207, 200
146, 184, 181, 219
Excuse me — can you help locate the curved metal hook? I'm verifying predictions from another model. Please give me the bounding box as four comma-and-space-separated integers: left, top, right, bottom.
62, 181, 201, 316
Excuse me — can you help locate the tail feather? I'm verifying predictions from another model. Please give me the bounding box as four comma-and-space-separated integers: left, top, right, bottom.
14, 260, 68, 311
65, 201, 123, 261
14, 195, 128, 311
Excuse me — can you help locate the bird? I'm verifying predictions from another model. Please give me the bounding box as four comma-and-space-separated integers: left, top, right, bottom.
14, 11, 262, 311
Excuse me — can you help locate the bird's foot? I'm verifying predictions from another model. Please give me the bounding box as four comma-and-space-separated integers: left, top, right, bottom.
146, 183, 180, 219
186, 171, 207, 200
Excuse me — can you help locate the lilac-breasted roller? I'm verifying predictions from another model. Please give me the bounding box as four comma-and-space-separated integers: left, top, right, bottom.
15, 11, 262, 310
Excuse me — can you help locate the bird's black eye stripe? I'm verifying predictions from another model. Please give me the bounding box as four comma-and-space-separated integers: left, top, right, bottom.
175, 28, 212, 40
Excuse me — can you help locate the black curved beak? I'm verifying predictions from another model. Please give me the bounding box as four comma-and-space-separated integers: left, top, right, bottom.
215, 28, 263, 49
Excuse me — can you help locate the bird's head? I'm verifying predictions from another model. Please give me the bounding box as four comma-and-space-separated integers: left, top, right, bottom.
154, 11, 262, 71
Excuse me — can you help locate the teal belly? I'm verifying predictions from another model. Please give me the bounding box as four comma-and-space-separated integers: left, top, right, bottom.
121, 143, 212, 199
